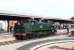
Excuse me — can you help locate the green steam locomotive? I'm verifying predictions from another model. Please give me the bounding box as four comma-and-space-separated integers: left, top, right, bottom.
13, 19, 56, 40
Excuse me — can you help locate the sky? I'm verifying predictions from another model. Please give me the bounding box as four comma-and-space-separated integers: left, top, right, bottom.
0, 0, 74, 19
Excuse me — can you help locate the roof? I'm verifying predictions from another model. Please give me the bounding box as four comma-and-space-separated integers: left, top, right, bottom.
0, 12, 32, 17
0, 12, 74, 23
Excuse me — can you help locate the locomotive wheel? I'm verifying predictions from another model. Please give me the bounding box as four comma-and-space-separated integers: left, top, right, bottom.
36, 34, 41, 38
14, 33, 27, 40
36, 32, 41, 38
31, 34, 37, 38
26, 34, 33, 39
14, 35, 21, 40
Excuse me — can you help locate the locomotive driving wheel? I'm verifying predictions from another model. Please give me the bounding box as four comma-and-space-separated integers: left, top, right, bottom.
14, 32, 27, 40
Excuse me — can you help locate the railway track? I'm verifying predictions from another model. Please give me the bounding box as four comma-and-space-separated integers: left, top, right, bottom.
0, 40, 16, 46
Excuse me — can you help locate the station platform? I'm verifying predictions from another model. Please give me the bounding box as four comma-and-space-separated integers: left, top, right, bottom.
0, 32, 15, 46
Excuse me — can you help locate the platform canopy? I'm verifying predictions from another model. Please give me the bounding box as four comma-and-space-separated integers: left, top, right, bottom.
0, 12, 74, 23
42, 17, 74, 23
0, 13, 33, 20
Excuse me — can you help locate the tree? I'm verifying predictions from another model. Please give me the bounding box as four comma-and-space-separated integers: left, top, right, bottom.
71, 16, 74, 20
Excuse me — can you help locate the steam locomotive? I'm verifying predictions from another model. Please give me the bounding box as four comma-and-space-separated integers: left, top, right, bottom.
13, 18, 56, 40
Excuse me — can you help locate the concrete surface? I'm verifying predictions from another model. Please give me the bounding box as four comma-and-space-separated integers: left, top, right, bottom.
31, 40, 74, 50
0, 35, 73, 50
0, 32, 15, 46
0, 35, 67, 50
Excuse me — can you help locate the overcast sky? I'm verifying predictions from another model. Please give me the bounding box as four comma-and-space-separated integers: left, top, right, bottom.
0, 0, 74, 19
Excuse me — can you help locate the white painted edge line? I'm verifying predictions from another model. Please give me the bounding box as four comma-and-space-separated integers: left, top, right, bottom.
20, 35, 66, 45
31, 35, 67, 42
30, 40, 74, 50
